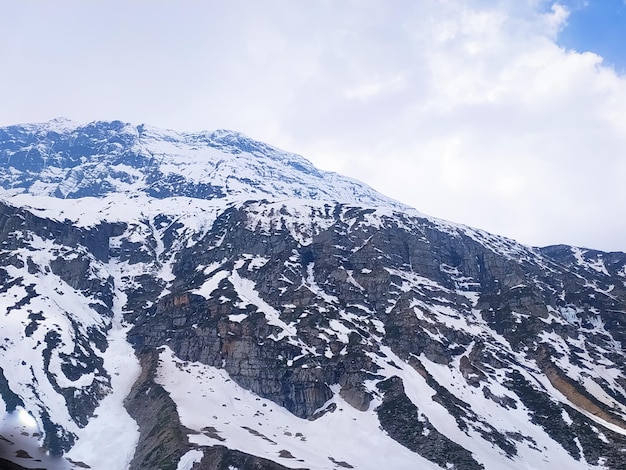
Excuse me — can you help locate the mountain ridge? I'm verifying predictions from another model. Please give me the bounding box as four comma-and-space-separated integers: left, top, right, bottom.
0, 119, 624, 470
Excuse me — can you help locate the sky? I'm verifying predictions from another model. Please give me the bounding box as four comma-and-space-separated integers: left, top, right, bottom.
0, 0, 625, 252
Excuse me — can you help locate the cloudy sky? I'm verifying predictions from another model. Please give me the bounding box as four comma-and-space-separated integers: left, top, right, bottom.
1, 1, 625, 252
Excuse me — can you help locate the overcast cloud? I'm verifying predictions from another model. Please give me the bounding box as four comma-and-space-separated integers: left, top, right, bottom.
0, 1, 624, 251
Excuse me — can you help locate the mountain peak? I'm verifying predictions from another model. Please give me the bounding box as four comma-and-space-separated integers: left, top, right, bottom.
41, 116, 80, 132
0, 119, 407, 211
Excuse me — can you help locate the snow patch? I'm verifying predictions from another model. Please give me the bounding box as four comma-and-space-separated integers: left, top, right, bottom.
176, 449, 204, 470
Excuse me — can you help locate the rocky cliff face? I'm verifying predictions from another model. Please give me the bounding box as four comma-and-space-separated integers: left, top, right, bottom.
0, 120, 624, 470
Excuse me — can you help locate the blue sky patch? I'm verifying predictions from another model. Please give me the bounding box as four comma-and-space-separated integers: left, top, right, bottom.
556, 0, 626, 72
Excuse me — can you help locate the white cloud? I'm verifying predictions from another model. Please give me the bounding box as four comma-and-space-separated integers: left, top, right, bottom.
0, 0, 624, 251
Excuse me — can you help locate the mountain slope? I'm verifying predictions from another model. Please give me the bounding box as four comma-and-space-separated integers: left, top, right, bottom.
0, 120, 624, 470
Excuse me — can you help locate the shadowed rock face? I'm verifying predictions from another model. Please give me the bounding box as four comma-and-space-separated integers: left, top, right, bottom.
195, 446, 294, 470
375, 375, 485, 470
124, 351, 189, 470
0, 120, 625, 469
0, 458, 29, 470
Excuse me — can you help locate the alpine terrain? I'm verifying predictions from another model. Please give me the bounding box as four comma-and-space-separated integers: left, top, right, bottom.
0, 118, 624, 470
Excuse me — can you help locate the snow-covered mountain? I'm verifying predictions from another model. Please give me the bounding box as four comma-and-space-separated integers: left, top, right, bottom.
0, 118, 404, 208
0, 119, 625, 470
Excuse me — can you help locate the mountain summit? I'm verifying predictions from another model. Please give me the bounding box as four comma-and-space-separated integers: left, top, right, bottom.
0, 119, 405, 208
0, 120, 625, 470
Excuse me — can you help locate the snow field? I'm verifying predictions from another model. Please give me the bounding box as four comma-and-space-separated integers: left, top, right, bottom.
156, 346, 441, 470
